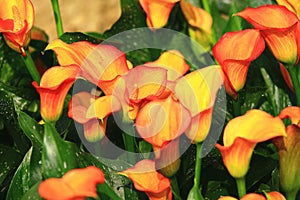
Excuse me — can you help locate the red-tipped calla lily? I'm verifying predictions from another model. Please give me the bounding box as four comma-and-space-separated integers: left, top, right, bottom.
38, 166, 104, 200
275, 106, 300, 198
236, 5, 300, 65
0, 0, 34, 54
218, 191, 286, 200
277, 0, 300, 18
119, 159, 172, 200
139, 0, 180, 28
216, 109, 286, 178
33, 65, 79, 123
175, 65, 223, 143
136, 94, 191, 147
212, 29, 265, 98
46, 39, 130, 95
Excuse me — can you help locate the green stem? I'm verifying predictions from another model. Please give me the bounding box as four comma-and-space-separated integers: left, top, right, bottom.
232, 96, 241, 117
236, 177, 246, 199
22, 49, 40, 84
201, 0, 217, 44
51, 0, 64, 37
194, 142, 203, 188
122, 132, 136, 164
285, 189, 298, 200
171, 176, 182, 200
287, 65, 300, 106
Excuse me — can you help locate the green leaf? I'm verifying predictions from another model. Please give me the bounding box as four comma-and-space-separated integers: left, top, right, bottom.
97, 182, 122, 200
42, 123, 78, 178
6, 147, 42, 200
21, 182, 42, 200
59, 32, 104, 44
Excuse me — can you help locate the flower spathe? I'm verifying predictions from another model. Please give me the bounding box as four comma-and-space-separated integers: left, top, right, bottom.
218, 191, 286, 200
139, 0, 180, 28
38, 166, 105, 200
212, 29, 265, 98
236, 5, 300, 65
0, 0, 34, 53
119, 159, 172, 200
216, 109, 286, 178
33, 65, 79, 123
277, 0, 300, 18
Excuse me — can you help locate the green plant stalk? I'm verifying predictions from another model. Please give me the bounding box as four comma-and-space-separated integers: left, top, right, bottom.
232, 96, 241, 117
122, 132, 136, 164
287, 65, 300, 106
171, 176, 182, 200
22, 49, 40, 84
51, 0, 64, 37
285, 189, 298, 200
236, 177, 246, 199
194, 142, 203, 188
201, 0, 217, 44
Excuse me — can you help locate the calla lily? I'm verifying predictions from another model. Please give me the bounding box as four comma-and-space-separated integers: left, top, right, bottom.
119, 159, 172, 200
175, 65, 223, 143
276, 0, 300, 19
212, 29, 265, 98
139, 0, 180, 28
38, 166, 105, 200
279, 63, 295, 92
218, 191, 286, 200
236, 5, 300, 65
215, 109, 286, 178
32, 65, 79, 123
275, 106, 300, 199
0, 0, 34, 54
46, 39, 130, 95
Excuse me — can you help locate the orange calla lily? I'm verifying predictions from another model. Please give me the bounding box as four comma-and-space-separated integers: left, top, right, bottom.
0, 0, 34, 54
212, 29, 265, 98
236, 5, 299, 65
32, 65, 79, 123
136, 94, 191, 147
38, 166, 105, 200
275, 106, 300, 199
175, 65, 223, 143
139, 0, 180, 28
46, 39, 130, 95
218, 191, 286, 200
119, 159, 172, 200
215, 109, 286, 178
277, 0, 300, 19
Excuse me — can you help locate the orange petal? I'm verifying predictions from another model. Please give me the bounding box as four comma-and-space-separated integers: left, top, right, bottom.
32, 65, 79, 122
119, 159, 172, 199
83, 118, 107, 142
216, 137, 256, 178
175, 65, 223, 117
0, 0, 34, 48
235, 5, 298, 30
276, 0, 300, 18
278, 106, 300, 124
265, 191, 286, 200
212, 29, 265, 96
223, 109, 286, 147
144, 50, 190, 81
218, 196, 238, 200
180, 1, 212, 33
62, 166, 105, 198
279, 63, 294, 92
241, 193, 266, 200
185, 108, 213, 143
139, 0, 180, 28
136, 95, 191, 147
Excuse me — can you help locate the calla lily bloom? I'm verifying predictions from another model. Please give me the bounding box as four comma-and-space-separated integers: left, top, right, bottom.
212, 29, 265, 98
119, 159, 172, 200
279, 63, 295, 92
32, 65, 79, 123
218, 191, 286, 200
0, 0, 34, 54
236, 5, 300, 65
275, 106, 300, 199
139, 0, 180, 28
276, 0, 300, 19
46, 39, 130, 95
38, 166, 105, 200
175, 65, 223, 143
215, 109, 286, 178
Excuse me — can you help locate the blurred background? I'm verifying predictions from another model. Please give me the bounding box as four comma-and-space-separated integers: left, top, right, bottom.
31, 0, 121, 41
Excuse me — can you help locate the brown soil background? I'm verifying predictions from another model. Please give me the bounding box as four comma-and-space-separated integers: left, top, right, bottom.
31, 0, 121, 41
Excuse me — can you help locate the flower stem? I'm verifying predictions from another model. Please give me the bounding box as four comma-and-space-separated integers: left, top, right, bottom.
285, 189, 298, 200
194, 142, 203, 188
201, 0, 217, 44
236, 177, 246, 199
232, 96, 241, 117
21, 49, 40, 84
122, 132, 136, 164
171, 176, 182, 200
287, 65, 300, 106
51, 0, 64, 37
